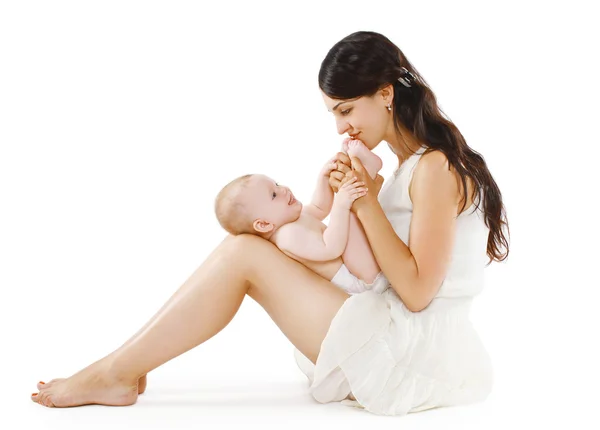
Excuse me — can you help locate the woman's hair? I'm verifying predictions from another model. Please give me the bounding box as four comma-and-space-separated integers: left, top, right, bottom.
319, 31, 509, 263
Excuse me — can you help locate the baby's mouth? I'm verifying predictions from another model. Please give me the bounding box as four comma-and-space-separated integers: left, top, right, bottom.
288, 194, 296, 205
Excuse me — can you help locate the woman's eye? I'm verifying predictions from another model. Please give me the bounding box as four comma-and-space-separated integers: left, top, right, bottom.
341, 109, 351, 115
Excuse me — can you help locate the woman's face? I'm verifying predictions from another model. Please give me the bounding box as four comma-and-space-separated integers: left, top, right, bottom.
321, 88, 392, 151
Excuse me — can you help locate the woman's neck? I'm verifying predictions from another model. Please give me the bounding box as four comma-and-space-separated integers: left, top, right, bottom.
385, 124, 425, 165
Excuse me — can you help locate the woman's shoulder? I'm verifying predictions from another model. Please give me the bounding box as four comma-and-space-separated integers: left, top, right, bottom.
411, 149, 475, 214
416, 148, 450, 171
409, 149, 454, 195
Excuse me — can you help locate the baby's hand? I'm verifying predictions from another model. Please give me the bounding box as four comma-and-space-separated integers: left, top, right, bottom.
334, 177, 368, 209
319, 157, 338, 178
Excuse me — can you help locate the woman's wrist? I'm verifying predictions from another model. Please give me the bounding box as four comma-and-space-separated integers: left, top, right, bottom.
355, 200, 382, 222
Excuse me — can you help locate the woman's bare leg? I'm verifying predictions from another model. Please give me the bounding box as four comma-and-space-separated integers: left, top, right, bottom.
32, 234, 349, 407
37, 291, 171, 395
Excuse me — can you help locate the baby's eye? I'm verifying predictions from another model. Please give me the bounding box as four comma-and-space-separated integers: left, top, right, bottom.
272, 192, 277, 199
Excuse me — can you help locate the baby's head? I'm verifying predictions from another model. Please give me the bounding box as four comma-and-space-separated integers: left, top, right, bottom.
215, 174, 302, 238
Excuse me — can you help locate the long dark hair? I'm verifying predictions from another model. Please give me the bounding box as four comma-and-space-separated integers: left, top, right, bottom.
319, 31, 509, 263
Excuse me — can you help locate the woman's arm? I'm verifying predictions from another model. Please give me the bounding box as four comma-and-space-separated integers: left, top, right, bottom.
350, 152, 461, 312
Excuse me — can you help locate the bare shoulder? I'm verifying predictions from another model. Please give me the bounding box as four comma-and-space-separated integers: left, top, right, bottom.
411, 149, 473, 210
272, 221, 307, 248
417, 149, 452, 173
410, 150, 454, 197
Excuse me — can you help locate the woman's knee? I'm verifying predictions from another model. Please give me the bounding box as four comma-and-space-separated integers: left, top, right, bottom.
220, 234, 276, 266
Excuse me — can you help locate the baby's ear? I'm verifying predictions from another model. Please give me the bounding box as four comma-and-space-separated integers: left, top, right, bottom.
253, 219, 274, 234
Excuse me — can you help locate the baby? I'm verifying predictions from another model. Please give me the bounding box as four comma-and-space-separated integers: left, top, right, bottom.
214, 139, 388, 295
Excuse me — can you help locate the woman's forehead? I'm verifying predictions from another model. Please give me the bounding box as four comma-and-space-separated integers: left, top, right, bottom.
321, 92, 361, 112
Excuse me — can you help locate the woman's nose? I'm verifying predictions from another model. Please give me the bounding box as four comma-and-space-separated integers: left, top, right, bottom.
336, 119, 351, 135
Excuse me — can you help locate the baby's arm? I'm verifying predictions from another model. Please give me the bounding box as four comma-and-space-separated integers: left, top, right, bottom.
302, 158, 337, 221
277, 178, 367, 261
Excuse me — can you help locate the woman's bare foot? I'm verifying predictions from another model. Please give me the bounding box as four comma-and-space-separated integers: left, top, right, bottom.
31, 360, 139, 408
38, 374, 147, 395
137, 374, 147, 394
346, 139, 382, 179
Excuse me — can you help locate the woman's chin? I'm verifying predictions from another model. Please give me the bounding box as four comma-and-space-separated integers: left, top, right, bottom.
363, 140, 376, 150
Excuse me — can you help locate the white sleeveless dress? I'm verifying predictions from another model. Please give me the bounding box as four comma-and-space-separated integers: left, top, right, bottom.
294, 147, 493, 415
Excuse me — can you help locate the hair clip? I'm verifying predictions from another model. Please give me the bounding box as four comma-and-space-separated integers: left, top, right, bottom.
397, 66, 416, 88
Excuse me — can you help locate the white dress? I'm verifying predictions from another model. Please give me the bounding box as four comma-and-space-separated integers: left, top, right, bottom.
294, 147, 493, 415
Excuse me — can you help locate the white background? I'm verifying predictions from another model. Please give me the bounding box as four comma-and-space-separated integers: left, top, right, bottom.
1, 1, 599, 429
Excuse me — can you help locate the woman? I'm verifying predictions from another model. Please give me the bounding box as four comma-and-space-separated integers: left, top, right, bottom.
31, 31, 508, 416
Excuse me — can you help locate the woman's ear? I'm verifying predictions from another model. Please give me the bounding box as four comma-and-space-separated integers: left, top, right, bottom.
380, 84, 394, 106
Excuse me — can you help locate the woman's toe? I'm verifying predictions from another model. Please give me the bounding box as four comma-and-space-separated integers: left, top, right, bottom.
40, 378, 63, 390
38, 392, 51, 407
44, 395, 55, 408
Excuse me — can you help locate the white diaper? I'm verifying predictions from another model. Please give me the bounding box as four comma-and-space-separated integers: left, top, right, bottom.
331, 264, 390, 295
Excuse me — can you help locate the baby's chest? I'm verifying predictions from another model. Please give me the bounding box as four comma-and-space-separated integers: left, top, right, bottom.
297, 215, 326, 233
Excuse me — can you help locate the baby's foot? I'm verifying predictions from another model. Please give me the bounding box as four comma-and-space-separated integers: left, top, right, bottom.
341, 137, 352, 154
346, 139, 382, 179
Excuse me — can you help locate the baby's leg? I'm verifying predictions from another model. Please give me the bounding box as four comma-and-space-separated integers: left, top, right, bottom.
341, 139, 382, 284
344, 139, 383, 179
342, 212, 381, 284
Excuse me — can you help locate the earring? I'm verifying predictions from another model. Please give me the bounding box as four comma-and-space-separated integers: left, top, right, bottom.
387, 104, 392, 111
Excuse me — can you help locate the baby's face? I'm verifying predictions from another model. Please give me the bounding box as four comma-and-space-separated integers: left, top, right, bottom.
244, 174, 302, 231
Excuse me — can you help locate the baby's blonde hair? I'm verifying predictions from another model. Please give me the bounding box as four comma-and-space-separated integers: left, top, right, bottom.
214, 174, 257, 236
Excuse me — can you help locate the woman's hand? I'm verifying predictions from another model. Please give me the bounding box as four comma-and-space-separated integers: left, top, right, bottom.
328, 151, 352, 192
346, 157, 385, 214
